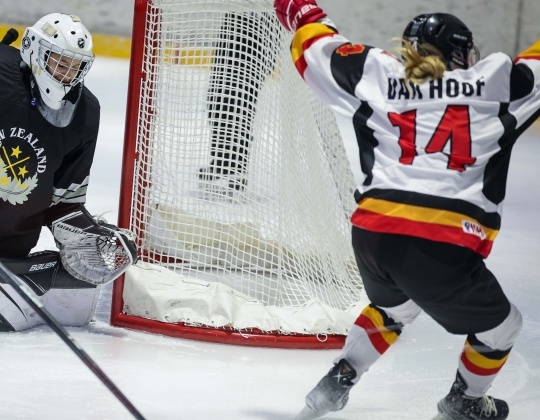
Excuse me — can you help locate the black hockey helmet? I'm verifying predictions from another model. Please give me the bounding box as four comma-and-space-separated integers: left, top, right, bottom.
403, 13, 480, 70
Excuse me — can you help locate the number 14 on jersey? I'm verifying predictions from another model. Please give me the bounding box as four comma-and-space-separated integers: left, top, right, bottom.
389, 105, 477, 172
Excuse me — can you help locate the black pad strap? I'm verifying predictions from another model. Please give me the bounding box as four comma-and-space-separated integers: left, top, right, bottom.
0, 251, 96, 294
0, 250, 60, 276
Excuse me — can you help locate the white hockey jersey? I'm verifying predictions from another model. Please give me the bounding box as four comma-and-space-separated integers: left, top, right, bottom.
290, 23, 540, 257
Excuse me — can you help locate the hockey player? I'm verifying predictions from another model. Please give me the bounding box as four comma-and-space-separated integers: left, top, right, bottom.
0, 13, 137, 332
200, 12, 279, 193
273, 1, 540, 419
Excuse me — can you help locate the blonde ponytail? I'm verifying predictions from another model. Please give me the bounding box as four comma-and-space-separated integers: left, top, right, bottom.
396, 39, 446, 85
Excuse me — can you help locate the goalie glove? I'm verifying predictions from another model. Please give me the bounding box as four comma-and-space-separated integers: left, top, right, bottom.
274, 0, 327, 32
51, 210, 138, 286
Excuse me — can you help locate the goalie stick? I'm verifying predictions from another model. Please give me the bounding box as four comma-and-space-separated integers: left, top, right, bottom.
0, 262, 146, 420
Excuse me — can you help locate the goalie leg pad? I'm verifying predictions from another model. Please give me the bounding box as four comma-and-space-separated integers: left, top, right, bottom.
0, 250, 96, 295
0, 284, 100, 331
0, 251, 99, 331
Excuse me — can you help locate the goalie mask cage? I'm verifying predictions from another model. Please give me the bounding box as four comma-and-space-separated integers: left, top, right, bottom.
111, 0, 365, 349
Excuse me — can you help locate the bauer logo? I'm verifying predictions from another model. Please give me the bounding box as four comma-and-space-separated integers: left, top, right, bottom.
78, 38, 85, 49
29, 261, 57, 271
462, 220, 486, 240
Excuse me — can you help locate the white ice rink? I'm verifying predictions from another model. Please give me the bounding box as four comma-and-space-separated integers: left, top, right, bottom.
0, 57, 539, 420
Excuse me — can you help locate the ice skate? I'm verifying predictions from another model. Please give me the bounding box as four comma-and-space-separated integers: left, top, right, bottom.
295, 359, 356, 420
198, 164, 247, 197
199, 166, 247, 200
198, 162, 226, 182
437, 372, 509, 420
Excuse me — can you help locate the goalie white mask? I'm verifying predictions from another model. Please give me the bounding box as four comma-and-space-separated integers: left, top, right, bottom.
20, 13, 94, 127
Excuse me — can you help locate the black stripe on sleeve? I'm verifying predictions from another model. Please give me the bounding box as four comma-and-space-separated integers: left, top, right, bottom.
509, 63, 535, 101
330, 44, 372, 96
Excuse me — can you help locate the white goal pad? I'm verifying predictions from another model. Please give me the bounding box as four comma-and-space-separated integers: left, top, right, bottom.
114, 0, 366, 346
124, 261, 365, 335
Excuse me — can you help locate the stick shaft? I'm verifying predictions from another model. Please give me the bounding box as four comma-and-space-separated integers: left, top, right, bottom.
0, 262, 145, 420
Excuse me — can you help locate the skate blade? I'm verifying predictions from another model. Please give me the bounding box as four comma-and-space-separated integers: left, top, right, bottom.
295, 405, 329, 420
197, 179, 246, 202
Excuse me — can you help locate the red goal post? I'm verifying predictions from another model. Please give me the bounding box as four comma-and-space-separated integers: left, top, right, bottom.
111, 0, 365, 349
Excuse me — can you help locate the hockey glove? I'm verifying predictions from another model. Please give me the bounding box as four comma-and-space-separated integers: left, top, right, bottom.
274, 0, 327, 32
51, 210, 138, 286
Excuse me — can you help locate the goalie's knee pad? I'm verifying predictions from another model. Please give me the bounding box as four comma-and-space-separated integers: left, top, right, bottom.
0, 251, 100, 332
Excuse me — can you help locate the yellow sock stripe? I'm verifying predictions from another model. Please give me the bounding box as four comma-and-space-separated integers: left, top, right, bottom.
361, 306, 400, 346
463, 341, 509, 370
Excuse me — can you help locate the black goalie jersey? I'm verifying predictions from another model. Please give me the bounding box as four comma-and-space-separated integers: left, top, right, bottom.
290, 23, 540, 257
0, 44, 100, 257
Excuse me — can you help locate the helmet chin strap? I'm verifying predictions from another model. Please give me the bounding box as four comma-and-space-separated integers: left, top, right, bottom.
30, 77, 82, 128
447, 61, 465, 71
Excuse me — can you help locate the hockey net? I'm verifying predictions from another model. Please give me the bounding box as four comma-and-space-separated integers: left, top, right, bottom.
111, 0, 366, 348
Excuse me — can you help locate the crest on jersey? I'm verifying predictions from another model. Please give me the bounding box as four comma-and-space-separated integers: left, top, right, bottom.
0, 128, 45, 205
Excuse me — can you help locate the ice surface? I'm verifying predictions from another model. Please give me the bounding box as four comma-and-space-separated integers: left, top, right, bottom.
0, 57, 538, 420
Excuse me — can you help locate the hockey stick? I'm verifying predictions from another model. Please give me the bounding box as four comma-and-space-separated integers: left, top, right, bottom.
0, 262, 146, 420
0, 28, 18, 46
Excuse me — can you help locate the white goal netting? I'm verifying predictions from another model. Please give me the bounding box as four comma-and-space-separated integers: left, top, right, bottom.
120, 0, 365, 341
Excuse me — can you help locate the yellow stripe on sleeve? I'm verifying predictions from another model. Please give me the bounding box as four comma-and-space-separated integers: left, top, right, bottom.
517, 39, 540, 58
291, 23, 337, 63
